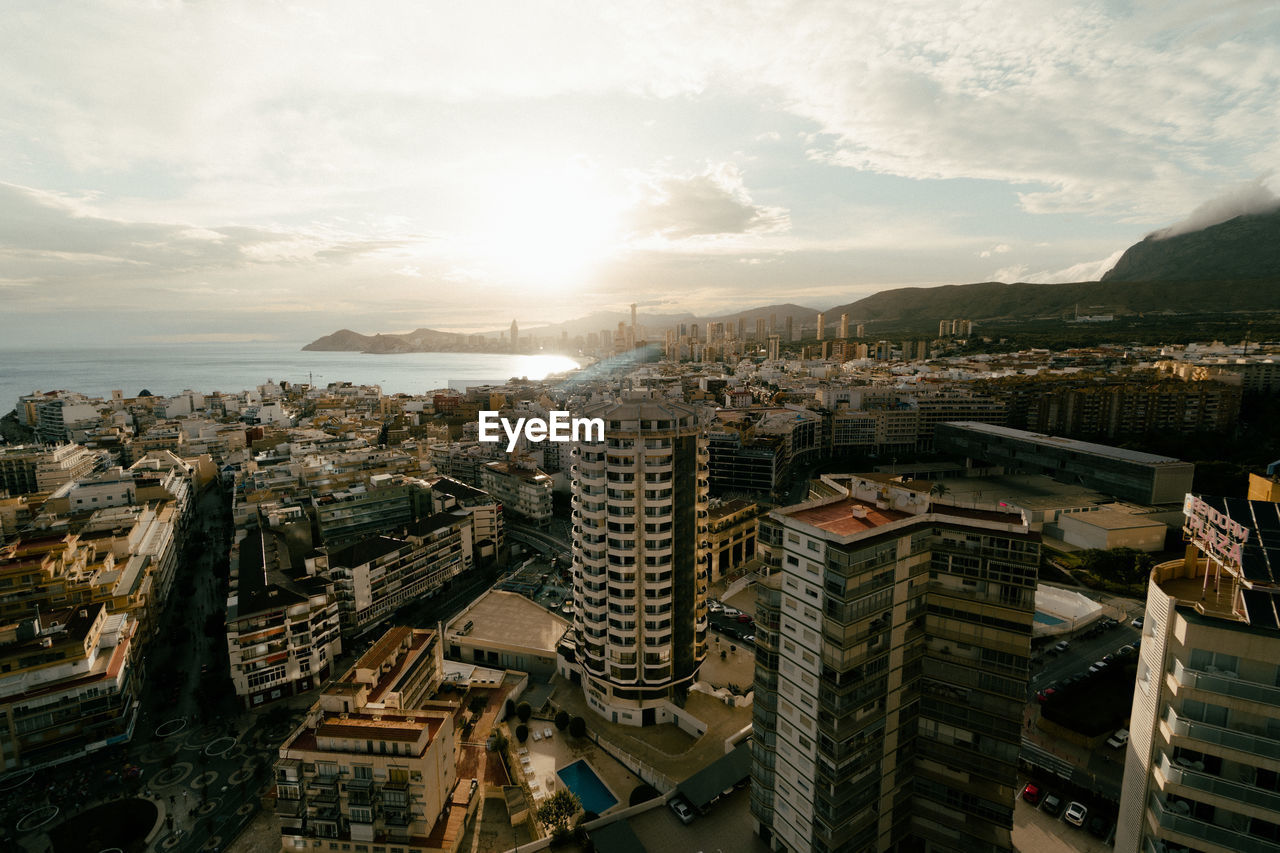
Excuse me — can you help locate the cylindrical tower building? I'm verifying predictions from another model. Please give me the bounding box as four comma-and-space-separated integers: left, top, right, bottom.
566, 394, 709, 726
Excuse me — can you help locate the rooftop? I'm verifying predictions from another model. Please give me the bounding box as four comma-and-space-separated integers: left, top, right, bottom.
447, 589, 570, 653
786, 498, 910, 537
943, 421, 1189, 466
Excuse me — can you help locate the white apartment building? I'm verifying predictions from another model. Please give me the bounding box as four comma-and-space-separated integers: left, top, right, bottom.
1115, 495, 1280, 853
559, 395, 710, 726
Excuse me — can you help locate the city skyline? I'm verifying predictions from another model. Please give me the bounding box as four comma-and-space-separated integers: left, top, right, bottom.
2, 2, 1279, 347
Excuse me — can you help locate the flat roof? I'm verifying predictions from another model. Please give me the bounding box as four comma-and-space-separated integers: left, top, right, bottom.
447, 589, 569, 654
1064, 509, 1166, 531
786, 498, 910, 537
942, 421, 1189, 466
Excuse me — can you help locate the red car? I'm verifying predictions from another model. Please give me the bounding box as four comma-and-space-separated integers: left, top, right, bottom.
736, 613, 754, 624
1036, 687, 1057, 704
1021, 784, 1042, 805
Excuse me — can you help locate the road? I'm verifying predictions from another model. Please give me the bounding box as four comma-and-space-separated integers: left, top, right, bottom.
1030, 621, 1141, 698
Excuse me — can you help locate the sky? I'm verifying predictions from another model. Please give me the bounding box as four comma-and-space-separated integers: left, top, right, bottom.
2, 0, 1278, 346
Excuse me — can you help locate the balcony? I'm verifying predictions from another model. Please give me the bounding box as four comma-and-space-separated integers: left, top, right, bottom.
1158, 752, 1280, 813
1165, 706, 1280, 762
1173, 659, 1280, 706
1149, 792, 1280, 853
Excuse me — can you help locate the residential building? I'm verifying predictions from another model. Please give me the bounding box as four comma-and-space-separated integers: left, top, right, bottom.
0, 444, 103, 497
320, 512, 475, 639
427, 476, 504, 566
559, 395, 710, 726
226, 518, 343, 707
1114, 495, 1280, 853
937, 421, 1195, 505
0, 604, 139, 772
275, 628, 471, 852
312, 476, 432, 547
751, 475, 1040, 853
706, 498, 765, 581
478, 460, 553, 527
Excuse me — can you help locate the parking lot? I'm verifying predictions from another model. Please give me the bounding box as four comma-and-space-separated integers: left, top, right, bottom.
1013, 778, 1115, 852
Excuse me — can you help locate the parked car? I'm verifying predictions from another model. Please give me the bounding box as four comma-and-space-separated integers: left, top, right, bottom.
1087, 816, 1111, 839
1117, 644, 1136, 657
1021, 783, 1042, 805
1106, 729, 1130, 749
736, 613, 753, 623
669, 795, 696, 825
1035, 688, 1057, 704
1088, 660, 1108, 674
1054, 641, 1070, 652
1041, 794, 1064, 817
1064, 801, 1088, 827
1131, 617, 1144, 629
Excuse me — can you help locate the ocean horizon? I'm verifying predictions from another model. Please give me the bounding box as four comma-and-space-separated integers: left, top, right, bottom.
1, 342, 582, 416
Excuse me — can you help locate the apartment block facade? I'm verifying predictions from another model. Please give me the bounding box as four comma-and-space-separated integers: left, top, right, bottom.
1115, 495, 1280, 853
752, 476, 1039, 853
561, 395, 711, 726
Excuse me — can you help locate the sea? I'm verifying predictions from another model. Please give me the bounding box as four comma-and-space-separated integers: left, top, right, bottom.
0, 342, 583, 414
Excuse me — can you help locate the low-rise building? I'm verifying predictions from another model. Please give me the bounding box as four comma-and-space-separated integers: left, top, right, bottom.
0, 604, 139, 772
478, 460, 553, 527
446, 590, 569, 679
706, 498, 765, 581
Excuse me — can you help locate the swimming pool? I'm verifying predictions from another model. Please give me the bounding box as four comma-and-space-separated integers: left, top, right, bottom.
1034, 611, 1065, 625
556, 759, 618, 814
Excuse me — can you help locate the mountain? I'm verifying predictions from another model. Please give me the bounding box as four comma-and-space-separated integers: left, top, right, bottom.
1102, 208, 1280, 282
824, 279, 1280, 329
303, 327, 476, 353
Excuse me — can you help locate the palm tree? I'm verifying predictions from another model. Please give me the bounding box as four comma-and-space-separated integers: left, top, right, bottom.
929, 482, 949, 501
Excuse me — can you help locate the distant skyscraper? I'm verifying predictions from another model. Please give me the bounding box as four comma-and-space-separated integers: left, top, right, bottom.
738, 318, 746, 341
785, 315, 794, 343
510, 319, 519, 352
769, 313, 777, 333
767, 334, 780, 361
839, 313, 849, 339
816, 312, 825, 341
564, 395, 709, 726
756, 318, 766, 341
856, 323, 865, 338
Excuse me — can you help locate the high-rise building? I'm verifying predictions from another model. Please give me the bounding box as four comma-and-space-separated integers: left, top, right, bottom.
816, 312, 826, 341
757, 318, 767, 342
856, 323, 865, 338
1114, 494, 1280, 853
751, 475, 1039, 853
768, 335, 781, 361
561, 394, 709, 726
510, 318, 519, 352
839, 313, 849, 339
786, 315, 796, 343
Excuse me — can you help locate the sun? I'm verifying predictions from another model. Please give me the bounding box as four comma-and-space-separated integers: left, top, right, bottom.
470, 163, 622, 291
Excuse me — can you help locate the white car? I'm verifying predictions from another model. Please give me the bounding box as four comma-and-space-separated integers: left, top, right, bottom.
1064, 801, 1088, 827
669, 796, 696, 825
1106, 729, 1130, 749
1131, 617, 1144, 629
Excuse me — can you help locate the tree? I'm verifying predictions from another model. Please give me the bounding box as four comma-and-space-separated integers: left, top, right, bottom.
504, 698, 516, 721
568, 716, 586, 738
516, 724, 529, 743
535, 789, 580, 837
554, 710, 570, 731
629, 783, 660, 806
516, 701, 532, 723
929, 482, 949, 499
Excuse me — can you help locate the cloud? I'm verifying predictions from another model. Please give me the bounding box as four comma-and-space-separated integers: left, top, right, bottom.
979, 244, 1012, 258
1149, 176, 1280, 239
994, 249, 1126, 283
624, 163, 789, 240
